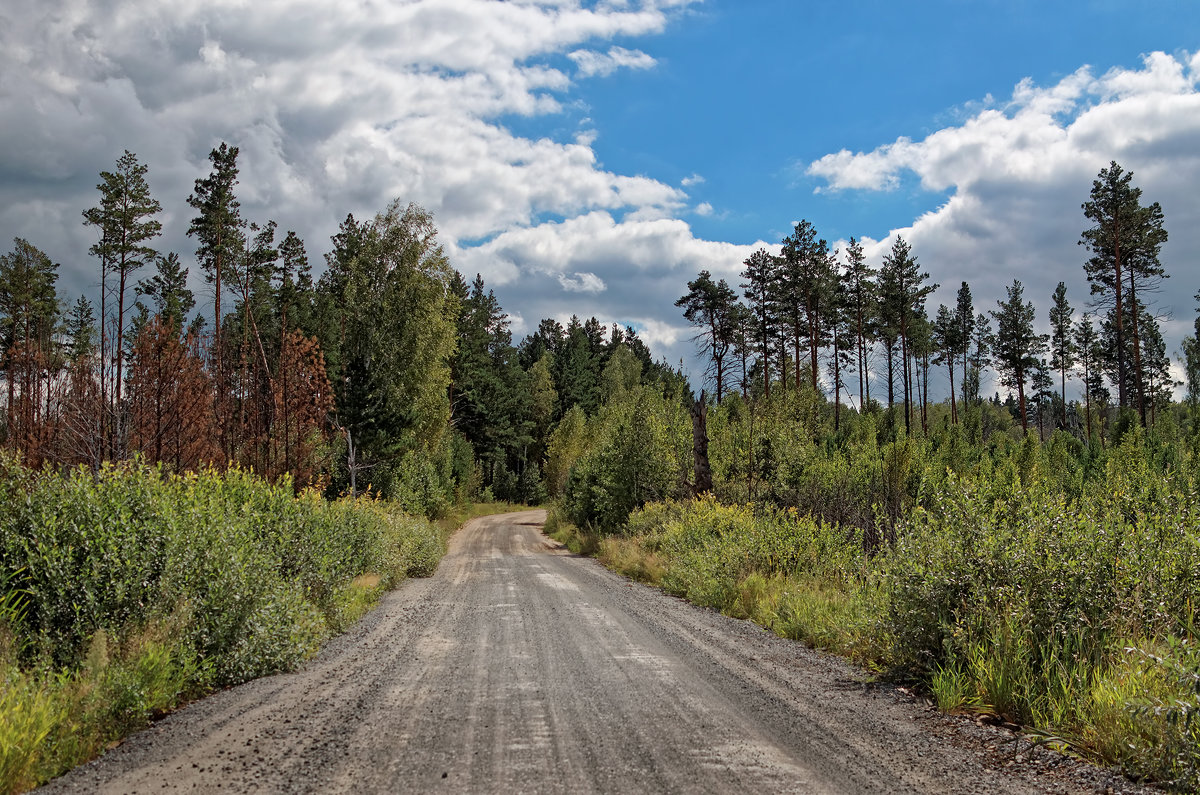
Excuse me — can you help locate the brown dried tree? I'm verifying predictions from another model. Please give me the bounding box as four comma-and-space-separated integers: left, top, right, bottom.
126, 316, 219, 471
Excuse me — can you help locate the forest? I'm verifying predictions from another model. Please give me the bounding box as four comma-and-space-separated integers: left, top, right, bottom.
3, 146, 1200, 790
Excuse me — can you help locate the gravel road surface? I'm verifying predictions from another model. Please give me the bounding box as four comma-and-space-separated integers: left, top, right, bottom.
40, 510, 1143, 794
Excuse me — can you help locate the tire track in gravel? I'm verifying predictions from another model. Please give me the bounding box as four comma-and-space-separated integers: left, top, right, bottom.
39, 510, 1144, 794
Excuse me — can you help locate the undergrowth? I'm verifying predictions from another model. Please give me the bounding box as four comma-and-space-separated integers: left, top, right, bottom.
551, 427, 1200, 790
0, 456, 450, 795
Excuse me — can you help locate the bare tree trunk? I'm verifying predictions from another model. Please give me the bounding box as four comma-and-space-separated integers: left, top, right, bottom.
691, 392, 712, 496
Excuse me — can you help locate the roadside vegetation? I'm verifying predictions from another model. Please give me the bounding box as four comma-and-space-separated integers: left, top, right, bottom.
0, 457, 452, 793
552, 413, 1200, 788
5, 141, 1200, 791
545, 163, 1200, 789
0, 146, 536, 793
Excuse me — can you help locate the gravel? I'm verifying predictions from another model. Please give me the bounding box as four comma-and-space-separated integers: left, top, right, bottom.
38, 510, 1155, 794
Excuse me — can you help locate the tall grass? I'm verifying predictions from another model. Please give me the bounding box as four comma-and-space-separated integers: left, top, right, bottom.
579, 427, 1200, 789
0, 454, 447, 794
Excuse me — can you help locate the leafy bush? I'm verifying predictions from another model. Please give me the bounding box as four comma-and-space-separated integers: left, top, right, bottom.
0, 454, 448, 793
586, 424, 1200, 788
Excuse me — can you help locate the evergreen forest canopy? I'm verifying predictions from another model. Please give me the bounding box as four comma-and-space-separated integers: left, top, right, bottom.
0, 143, 688, 512
678, 159, 1190, 440
1, 149, 1197, 513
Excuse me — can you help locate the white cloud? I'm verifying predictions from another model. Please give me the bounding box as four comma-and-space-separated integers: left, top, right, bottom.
0, 0, 720, 366
681, 173, 705, 187
568, 46, 657, 78
557, 272, 607, 293
806, 51, 1200, 389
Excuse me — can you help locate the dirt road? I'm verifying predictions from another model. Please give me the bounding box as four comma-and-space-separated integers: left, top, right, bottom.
41, 510, 1139, 793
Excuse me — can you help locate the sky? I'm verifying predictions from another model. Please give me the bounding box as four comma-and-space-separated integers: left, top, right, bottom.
3, 0, 1200, 401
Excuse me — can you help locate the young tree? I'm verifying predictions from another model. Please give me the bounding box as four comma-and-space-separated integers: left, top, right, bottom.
843, 237, 877, 410
136, 252, 195, 336
527, 352, 558, 463
675, 270, 739, 402
64, 296, 97, 363
990, 280, 1047, 433
1080, 160, 1168, 425
126, 317, 219, 471
741, 248, 778, 397
1048, 281, 1075, 427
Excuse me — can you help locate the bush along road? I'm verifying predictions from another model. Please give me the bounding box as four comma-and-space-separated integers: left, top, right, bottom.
38, 510, 1147, 794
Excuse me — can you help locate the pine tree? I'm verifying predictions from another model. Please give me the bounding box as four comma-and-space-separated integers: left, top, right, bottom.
843, 237, 877, 410
676, 270, 739, 402
740, 248, 778, 397
990, 280, 1047, 433
187, 142, 245, 395
82, 151, 162, 456
136, 252, 195, 336
1074, 315, 1102, 441
967, 312, 992, 408
1048, 281, 1075, 428
881, 237, 937, 432
1080, 161, 1168, 425
825, 251, 855, 429
955, 282, 976, 405
778, 220, 834, 391
64, 296, 97, 363
1031, 358, 1054, 440
932, 304, 961, 424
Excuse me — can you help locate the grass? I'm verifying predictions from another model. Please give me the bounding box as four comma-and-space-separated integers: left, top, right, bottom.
543, 434, 1200, 791
0, 459, 498, 795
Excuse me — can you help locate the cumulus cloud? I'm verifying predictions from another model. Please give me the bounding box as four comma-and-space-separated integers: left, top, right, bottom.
807, 51, 1200, 395
0, 0, 718, 369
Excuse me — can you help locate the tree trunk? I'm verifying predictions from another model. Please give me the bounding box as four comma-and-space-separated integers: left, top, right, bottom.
691, 392, 712, 496
948, 354, 958, 424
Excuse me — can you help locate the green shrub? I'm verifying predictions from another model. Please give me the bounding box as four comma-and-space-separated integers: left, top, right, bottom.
0, 455, 448, 793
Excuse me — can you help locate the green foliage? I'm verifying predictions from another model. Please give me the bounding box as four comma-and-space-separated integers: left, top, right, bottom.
568, 416, 1200, 789
563, 385, 689, 532
317, 202, 458, 494
0, 456, 447, 792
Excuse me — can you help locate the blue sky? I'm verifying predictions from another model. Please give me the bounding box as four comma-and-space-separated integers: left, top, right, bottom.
2, 0, 1199, 399
572, 0, 1200, 241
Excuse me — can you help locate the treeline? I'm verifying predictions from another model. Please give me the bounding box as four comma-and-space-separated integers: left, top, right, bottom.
449, 273, 688, 504
0, 148, 479, 511
680, 161, 1186, 441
